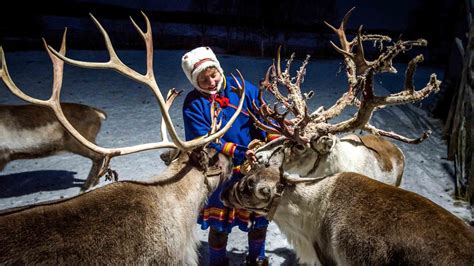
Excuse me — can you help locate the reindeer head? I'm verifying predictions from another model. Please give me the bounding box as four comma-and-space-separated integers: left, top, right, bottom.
190, 148, 234, 190
248, 7, 440, 176
161, 147, 233, 183
221, 164, 324, 217
221, 167, 281, 215
253, 134, 337, 177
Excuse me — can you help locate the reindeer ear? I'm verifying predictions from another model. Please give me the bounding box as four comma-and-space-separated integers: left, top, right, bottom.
311, 134, 336, 154
160, 148, 181, 166
189, 148, 210, 171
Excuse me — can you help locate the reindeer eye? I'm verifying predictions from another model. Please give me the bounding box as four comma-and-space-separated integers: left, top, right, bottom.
292, 143, 306, 154
247, 179, 255, 189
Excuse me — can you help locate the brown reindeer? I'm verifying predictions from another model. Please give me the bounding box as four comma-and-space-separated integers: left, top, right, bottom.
0, 13, 246, 265
246, 7, 439, 186
0, 102, 107, 192
221, 8, 471, 265
221, 169, 474, 265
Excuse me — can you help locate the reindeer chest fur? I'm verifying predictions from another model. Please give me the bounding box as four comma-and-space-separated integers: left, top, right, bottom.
273, 178, 339, 265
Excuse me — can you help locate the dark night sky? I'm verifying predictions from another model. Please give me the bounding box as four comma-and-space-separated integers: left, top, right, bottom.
0, 0, 464, 67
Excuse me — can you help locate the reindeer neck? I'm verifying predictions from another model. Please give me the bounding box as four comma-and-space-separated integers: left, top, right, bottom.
316, 140, 368, 175
309, 141, 345, 176
273, 176, 338, 237
272, 176, 340, 265
147, 159, 210, 209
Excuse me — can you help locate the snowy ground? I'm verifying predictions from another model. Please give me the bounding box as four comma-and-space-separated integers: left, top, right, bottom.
0, 49, 472, 265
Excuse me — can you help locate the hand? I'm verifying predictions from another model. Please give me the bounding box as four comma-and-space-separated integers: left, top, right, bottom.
245, 149, 257, 164
245, 139, 265, 165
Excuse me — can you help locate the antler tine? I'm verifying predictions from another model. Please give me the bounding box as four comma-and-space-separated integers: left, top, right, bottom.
276, 46, 283, 79
360, 34, 392, 47
326, 9, 391, 87
325, 69, 440, 144
364, 124, 432, 144
208, 101, 219, 136
251, 101, 277, 127
248, 107, 282, 135
161, 88, 182, 143
344, 26, 394, 78
281, 52, 295, 86
325, 7, 358, 84
249, 98, 298, 140
295, 54, 310, 89
230, 70, 245, 93
377, 73, 440, 106
314, 91, 355, 123
352, 26, 372, 76
44, 31, 126, 155
324, 6, 355, 54
404, 55, 423, 93
261, 65, 288, 105
0, 42, 52, 106
371, 39, 427, 75
3, 29, 180, 159
311, 9, 366, 126
47, 14, 122, 70
258, 67, 271, 105
130, 11, 154, 79
255, 67, 288, 131
273, 110, 298, 140
46, 13, 246, 151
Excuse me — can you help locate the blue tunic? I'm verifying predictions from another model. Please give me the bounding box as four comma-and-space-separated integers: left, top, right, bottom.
182, 76, 269, 233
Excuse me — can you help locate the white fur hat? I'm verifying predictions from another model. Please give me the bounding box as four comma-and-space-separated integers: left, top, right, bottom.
181, 46, 224, 95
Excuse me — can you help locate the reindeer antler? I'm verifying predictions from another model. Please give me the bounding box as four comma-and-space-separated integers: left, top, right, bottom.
322, 9, 440, 141
0, 13, 246, 166
253, 8, 440, 145
249, 46, 314, 144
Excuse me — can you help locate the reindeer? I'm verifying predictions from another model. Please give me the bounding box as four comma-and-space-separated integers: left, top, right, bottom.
245, 7, 440, 186
220, 8, 473, 265
221, 169, 474, 265
0, 13, 246, 265
0, 102, 107, 192
0, 30, 108, 192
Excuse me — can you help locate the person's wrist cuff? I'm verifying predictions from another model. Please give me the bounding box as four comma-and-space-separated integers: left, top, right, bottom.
222, 142, 237, 157
266, 133, 281, 142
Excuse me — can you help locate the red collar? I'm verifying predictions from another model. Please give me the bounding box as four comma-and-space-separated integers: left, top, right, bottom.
209, 94, 230, 108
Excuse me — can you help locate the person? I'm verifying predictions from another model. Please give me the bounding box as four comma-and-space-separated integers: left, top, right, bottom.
181, 46, 278, 266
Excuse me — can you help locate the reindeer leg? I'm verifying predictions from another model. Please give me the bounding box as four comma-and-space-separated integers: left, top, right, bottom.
0, 160, 6, 171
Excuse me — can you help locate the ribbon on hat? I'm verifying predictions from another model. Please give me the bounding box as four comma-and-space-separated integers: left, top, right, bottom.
192, 58, 215, 75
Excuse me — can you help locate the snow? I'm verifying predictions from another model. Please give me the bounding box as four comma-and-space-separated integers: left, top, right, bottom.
0, 48, 471, 265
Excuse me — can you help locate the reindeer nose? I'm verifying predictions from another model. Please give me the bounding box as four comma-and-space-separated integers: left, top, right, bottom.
258, 186, 271, 199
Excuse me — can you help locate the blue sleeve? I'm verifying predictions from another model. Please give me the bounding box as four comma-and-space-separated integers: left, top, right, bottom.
183, 99, 247, 164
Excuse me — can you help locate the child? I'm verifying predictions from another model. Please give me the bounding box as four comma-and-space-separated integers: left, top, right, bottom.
182, 46, 277, 265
